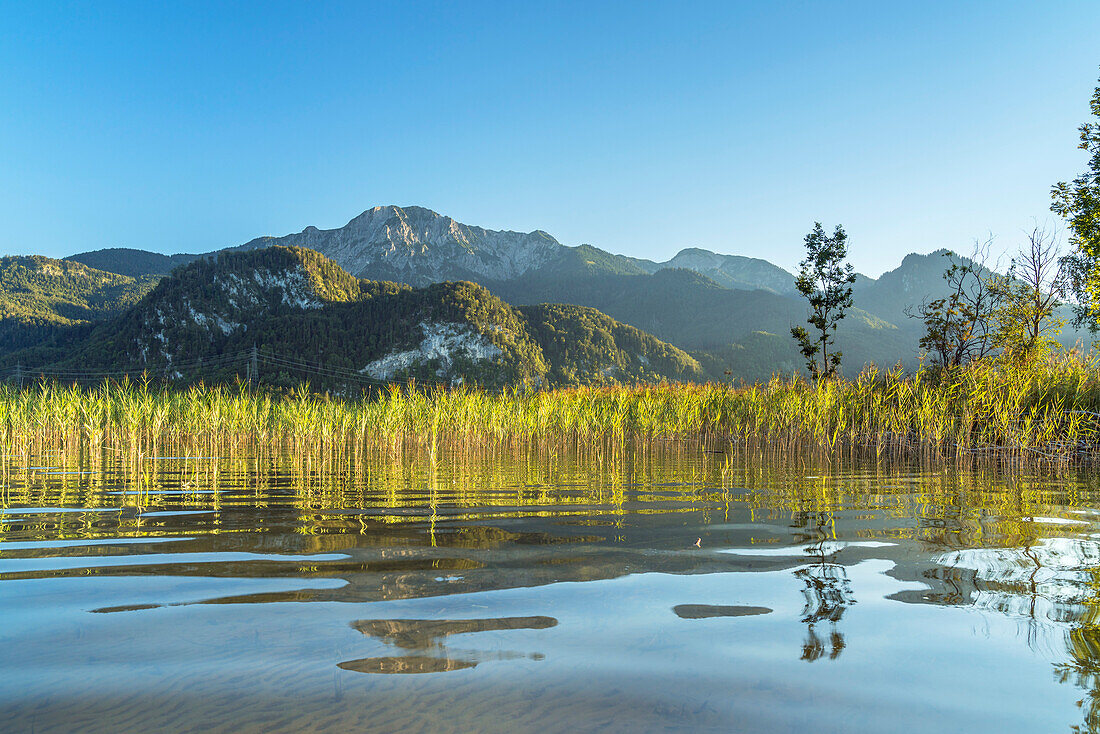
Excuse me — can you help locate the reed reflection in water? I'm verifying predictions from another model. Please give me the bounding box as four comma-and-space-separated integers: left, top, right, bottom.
4, 445, 1100, 732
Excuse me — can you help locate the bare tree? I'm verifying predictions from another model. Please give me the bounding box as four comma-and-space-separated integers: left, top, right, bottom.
908, 238, 1001, 369
992, 225, 1067, 359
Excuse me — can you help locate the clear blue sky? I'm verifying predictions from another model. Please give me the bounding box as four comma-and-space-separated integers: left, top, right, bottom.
2, 1, 1098, 276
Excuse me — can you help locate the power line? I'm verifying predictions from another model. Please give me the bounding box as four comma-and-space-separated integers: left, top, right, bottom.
256, 349, 449, 387
7, 350, 251, 377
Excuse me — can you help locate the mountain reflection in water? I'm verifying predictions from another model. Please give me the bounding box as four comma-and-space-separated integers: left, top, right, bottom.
4, 447, 1100, 731
339, 616, 557, 674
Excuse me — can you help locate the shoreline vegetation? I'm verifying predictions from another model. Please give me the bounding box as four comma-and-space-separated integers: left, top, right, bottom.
4, 350, 1100, 466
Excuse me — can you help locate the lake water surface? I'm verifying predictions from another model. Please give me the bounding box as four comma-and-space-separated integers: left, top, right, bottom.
4, 446, 1100, 733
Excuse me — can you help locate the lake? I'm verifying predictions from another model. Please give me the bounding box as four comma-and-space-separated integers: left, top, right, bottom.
3, 445, 1100, 733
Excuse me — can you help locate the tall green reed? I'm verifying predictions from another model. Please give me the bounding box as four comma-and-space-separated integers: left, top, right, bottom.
2, 352, 1098, 465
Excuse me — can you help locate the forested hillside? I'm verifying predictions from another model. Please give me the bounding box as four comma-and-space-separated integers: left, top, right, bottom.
0, 256, 159, 357
5, 247, 709, 388
518, 303, 705, 384
486, 267, 910, 381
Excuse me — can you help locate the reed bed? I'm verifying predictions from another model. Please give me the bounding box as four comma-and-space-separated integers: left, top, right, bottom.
2, 352, 1100, 465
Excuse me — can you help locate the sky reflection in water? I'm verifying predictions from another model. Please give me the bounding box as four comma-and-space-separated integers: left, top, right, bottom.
2, 448, 1100, 732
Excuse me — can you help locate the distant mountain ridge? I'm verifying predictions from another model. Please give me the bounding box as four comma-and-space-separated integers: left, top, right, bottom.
636, 247, 796, 294
485, 267, 908, 382
65, 205, 803, 295
65, 248, 202, 279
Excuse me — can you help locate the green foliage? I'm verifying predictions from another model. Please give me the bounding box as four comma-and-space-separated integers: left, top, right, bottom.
791, 223, 856, 380
993, 280, 1065, 362
1052, 69, 1100, 328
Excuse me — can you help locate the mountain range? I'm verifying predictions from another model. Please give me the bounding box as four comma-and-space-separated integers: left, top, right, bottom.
0, 204, 1083, 386
203, 205, 798, 297
2, 247, 705, 388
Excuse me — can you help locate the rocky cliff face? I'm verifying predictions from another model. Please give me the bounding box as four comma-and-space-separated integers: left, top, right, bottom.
237, 205, 563, 286
127, 248, 342, 366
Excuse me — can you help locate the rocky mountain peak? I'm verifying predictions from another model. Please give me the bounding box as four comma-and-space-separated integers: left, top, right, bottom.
666, 248, 725, 269
239, 205, 563, 286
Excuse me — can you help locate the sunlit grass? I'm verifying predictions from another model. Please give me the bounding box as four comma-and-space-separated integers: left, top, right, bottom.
1, 351, 1099, 464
